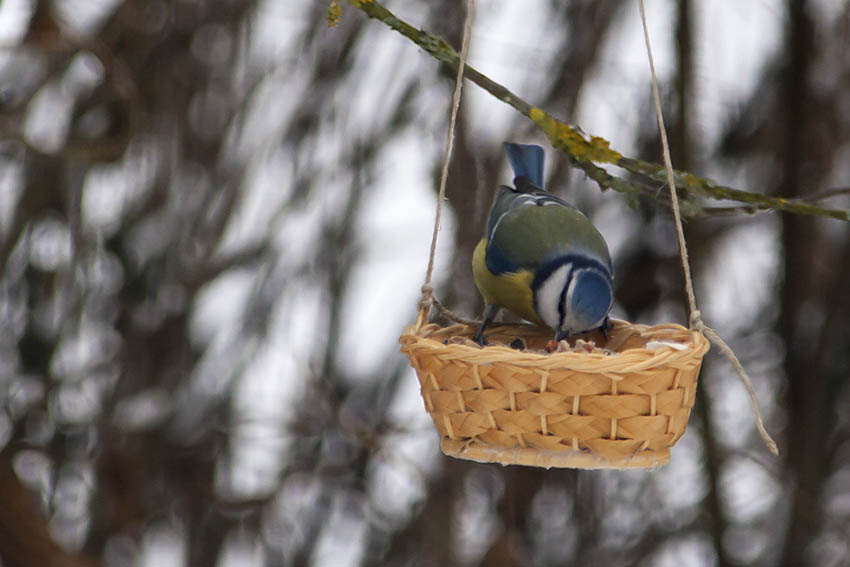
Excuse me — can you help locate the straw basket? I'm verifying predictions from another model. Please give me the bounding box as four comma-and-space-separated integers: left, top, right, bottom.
400, 318, 709, 469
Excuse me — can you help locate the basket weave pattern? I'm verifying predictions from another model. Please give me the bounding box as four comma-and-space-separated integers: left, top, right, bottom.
400, 320, 709, 469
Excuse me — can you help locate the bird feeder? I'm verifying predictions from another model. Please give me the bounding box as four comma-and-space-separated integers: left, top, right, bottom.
400, 314, 708, 469
394, 0, 734, 470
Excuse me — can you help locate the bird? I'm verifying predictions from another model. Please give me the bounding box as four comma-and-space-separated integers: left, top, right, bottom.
471, 142, 614, 346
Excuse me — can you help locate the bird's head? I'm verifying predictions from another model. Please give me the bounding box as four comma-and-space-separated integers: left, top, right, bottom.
533, 256, 614, 341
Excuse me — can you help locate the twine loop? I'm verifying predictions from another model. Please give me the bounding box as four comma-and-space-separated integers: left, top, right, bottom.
417, 0, 475, 323
638, 0, 777, 455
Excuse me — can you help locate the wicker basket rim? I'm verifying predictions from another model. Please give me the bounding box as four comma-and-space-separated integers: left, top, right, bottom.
401, 318, 709, 368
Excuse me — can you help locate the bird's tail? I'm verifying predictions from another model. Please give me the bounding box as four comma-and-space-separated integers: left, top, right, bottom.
503, 142, 544, 189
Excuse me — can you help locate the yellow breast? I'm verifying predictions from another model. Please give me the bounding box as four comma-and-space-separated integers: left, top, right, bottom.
472, 239, 544, 326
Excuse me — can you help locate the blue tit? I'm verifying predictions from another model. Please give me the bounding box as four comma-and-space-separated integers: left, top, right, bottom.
472, 142, 614, 345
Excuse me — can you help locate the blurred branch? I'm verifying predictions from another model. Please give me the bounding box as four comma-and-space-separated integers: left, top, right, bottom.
695, 386, 733, 567
347, 0, 850, 222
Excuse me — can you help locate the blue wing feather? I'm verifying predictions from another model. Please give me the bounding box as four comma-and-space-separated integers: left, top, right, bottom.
484, 191, 611, 276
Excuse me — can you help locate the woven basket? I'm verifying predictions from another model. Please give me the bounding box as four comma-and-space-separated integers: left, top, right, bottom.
400, 318, 709, 469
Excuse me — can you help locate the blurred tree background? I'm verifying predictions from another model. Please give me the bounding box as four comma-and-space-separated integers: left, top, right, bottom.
0, 1, 849, 566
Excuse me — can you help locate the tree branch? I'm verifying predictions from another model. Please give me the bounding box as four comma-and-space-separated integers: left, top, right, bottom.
347, 0, 850, 222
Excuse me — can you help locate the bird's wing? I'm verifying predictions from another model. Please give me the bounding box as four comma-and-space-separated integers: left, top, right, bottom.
485, 187, 576, 244
485, 189, 611, 276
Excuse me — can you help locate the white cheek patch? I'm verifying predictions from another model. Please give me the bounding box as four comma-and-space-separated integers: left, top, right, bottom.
535, 264, 571, 329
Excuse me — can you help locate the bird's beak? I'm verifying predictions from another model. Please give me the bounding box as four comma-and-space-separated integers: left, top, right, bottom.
553, 328, 569, 342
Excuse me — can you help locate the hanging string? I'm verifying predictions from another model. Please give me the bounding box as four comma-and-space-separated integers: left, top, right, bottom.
419, 0, 476, 320
637, 0, 778, 455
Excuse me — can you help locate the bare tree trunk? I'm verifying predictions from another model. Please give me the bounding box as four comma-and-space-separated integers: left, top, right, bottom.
779, 1, 829, 564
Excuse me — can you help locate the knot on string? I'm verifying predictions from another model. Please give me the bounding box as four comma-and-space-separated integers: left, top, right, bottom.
417, 283, 480, 327
419, 283, 435, 312
689, 309, 703, 330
